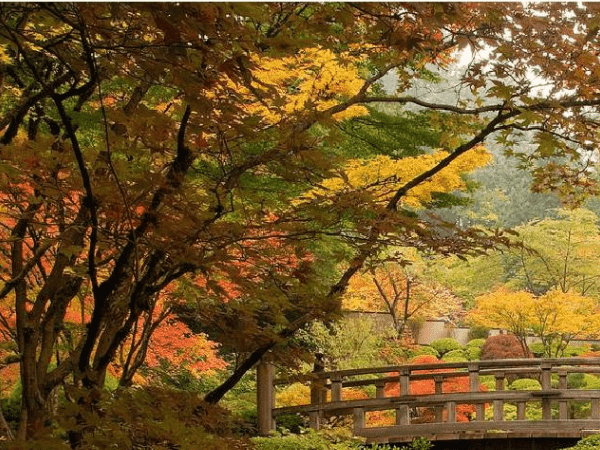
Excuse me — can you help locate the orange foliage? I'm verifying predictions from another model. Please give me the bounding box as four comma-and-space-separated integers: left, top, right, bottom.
144, 319, 226, 374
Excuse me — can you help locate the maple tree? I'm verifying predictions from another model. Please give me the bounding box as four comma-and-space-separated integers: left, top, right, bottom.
480, 334, 529, 361
343, 259, 463, 338
470, 289, 600, 357
2, 2, 600, 442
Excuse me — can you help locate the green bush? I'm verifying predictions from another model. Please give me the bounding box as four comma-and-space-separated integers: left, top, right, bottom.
465, 346, 482, 360
564, 345, 590, 357
252, 428, 362, 450
466, 338, 486, 348
485, 402, 542, 421
568, 373, 600, 390
429, 338, 462, 357
442, 349, 467, 360
561, 433, 600, 450
410, 346, 439, 358
509, 378, 542, 391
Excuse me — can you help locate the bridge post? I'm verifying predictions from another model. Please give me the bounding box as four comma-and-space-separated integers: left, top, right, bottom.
310, 353, 326, 403
257, 355, 275, 436
309, 353, 326, 430
396, 404, 410, 425
434, 375, 444, 422
469, 363, 485, 421
331, 374, 342, 402
558, 369, 568, 419
375, 380, 385, 398
399, 368, 410, 396
541, 361, 552, 420
592, 398, 600, 419
494, 371, 505, 422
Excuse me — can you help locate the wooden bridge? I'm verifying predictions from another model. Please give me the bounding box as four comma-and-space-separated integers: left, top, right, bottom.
256, 357, 600, 445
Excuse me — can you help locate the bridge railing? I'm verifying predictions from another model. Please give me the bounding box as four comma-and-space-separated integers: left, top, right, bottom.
257, 357, 600, 440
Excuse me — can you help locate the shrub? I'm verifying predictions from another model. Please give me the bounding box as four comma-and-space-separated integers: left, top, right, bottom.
31, 386, 251, 450
429, 338, 462, 357
481, 334, 528, 360
465, 346, 482, 360
509, 378, 542, 391
564, 345, 590, 357
467, 338, 486, 348
441, 349, 468, 362
567, 373, 600, 390
561, 433, 600, 450
528, 342, 545, 358
252, 428, 362, 450
410, 346, 439, 358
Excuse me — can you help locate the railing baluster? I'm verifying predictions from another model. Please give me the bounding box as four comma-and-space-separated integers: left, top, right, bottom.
400, 368, 410, 396
434, 375, 444, 422
541, 361, 552, 420
517, 402, 526, 420
494, 371, 505, 422
558, 369, 568, 420
447, 401, 456, 423
331, 374, 342, 402
354, 407, 365, 435
375, 380, 385, 399
396, 404, 410, 425
469, 362, 484, 421
592, 398, 600, 419
271, 358, 600, 441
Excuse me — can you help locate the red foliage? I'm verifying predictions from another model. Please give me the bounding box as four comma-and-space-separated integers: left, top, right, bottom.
481, 334, 528, 360
384, 355, 485, 422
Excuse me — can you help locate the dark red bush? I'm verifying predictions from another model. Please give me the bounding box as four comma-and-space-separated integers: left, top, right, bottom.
481, 334, 528, 360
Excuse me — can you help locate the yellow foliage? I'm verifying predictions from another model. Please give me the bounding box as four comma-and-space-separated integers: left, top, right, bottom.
208, 47, 367, 124
275, 382, 311, 407
301, 146, 491, 208
470, 288, 600, 355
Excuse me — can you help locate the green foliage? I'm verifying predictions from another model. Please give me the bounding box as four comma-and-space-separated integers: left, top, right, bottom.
567, 373, 600, 390
467, 338, 486, 348
529, 342, 546, 358
464, 346, 482, 361
4, 386, 249, 449
479, 375, 499, 391
561, 433, 600, 450
485, 402, 542, 421
564, 345, 590, 357
429, 338, 462, 356
441, 349, 468, 361
303, 316, 392, 370
468, 327, 490, 340
410, 345, 440, 359
251, 428, 363, 450
509, 378, 542, 391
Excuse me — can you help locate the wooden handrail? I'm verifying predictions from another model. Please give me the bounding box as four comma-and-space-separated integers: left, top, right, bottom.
259, 357, 600, 439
